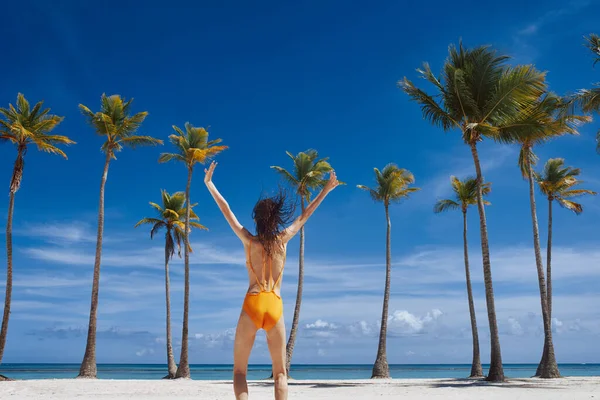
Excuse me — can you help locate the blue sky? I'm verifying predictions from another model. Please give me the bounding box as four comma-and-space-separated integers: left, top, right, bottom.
0, 0, 599, 366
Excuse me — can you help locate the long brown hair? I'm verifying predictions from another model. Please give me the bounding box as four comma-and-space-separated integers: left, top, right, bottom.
252, 187, 296, 256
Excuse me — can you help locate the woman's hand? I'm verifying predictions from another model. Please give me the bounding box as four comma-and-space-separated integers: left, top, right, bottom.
204, 161, 217, 184
323, 170, 339, 193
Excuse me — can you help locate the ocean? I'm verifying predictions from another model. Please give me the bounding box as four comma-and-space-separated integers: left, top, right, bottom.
0, 363, 599, 380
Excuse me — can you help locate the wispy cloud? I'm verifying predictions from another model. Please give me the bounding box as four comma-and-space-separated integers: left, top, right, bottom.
17, 221, 97, 244
21, 241, 246, 270
421, 144, 517, 203
512, 0, 593, 62
27, 325, 155, 341
517, 0, 591, 37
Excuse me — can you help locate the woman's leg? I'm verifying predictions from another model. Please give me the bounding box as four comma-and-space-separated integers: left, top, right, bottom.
233, 310, 258, 400
266, 316, 287, 400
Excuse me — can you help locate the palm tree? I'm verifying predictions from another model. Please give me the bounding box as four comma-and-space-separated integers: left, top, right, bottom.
512, 93, 589, 378
357, 164, 420, 379
135, 190, 207, 379
158, 123, 227, 378
271, 149, 333, 375
533, 158, 596, 375
434, 176, 490, 378
399, 41, 546, 381
0, 94, 74, 368
572, 34, 600, 152
78, 94, 162, 378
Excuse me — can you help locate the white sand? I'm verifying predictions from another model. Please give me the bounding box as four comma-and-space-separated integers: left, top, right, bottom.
0, 377, 598, 399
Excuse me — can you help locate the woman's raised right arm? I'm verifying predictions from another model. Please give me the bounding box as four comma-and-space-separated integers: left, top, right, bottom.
280, 171, 339, 243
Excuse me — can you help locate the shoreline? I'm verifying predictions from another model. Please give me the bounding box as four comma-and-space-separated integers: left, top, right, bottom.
0, 377, 598, 399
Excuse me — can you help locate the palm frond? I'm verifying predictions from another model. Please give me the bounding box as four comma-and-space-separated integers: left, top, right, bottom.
584, 33, 600, 66
556, 198, 584, 214
134, 217, 164, 229
572, 86, 600, 114
561, 188, 598, 198
433, 199, 460, 213
38, 134, 76, 145
33, 141, 68, 159
271, 165, 299, 186
173, 227, 184, 257
399, 77, 458, 131
189, 221, 209, 231
356, 184, 381, 202
120, 135, 163, 148
518, 144, 538, 178
158, 152, 186, 163
117, 112, 148, 136
482, 64, 547, 124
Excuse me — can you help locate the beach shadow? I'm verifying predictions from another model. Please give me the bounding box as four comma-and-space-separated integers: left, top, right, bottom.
216, 381, 366, 389
424, 378, 564, 390
215, 378, 564, 390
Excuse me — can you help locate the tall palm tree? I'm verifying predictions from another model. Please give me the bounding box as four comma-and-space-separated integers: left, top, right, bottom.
78, 94, 162, 378
158, 123, 227, 378
511, 93, 589, 378
135, 190, 207, 379
357, 164, 420, 379
434, 176, 490, 378
399, 42, 546, 381
533, 158, 596, 375
572, 34, 600, 152
0, 94, 74, 367
271, 149, 333, 375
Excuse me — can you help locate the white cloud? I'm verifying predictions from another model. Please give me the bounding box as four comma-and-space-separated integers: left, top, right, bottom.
348, 320, 374, 337
552, 318, 563, 333
303, 319, 340, 339
193, 328, 236, 348
507, 317, 524, 336
388, 309, 443, 336
135, 348, 155, 357
305, 320, 338, 330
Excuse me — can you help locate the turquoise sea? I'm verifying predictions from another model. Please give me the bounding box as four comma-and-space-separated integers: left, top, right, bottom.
0, 363, 599, 380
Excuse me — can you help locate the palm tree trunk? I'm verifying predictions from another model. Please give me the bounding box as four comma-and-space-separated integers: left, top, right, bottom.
469, 142, 504, 382
78, 152, 111, 378
285, 196, 306, 376
463, 209, 483, 378
372, 202, 391, 379
535, 198, 553, 377
0, 145, 25, 365
164, 232, 177, 379
526, 159, 560, 379
175, 168, 193, 379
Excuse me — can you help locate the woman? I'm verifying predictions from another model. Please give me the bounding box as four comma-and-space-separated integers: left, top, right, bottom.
204, 160, 338, 400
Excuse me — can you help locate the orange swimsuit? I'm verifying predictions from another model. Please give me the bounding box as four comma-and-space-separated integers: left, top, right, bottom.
242, 241, 284, 331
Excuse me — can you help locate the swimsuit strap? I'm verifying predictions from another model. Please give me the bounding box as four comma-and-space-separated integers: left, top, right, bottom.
273, 251, 286, 288
247, 241, 265, 291
268, 253, 273, 290
261, 248, 267, 286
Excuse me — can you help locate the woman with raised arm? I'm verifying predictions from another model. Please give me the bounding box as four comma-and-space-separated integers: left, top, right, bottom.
204, 161, 338, 400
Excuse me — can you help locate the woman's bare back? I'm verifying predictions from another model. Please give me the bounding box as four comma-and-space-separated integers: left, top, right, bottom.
244, 237, 287, 297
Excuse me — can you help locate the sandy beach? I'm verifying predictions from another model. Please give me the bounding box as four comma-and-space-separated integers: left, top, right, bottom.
0, 377, 598, 399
